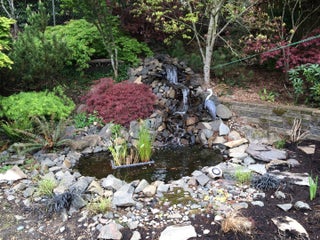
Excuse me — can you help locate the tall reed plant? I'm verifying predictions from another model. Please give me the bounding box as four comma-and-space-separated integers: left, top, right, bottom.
309, 175, 318, 201
136, 123, 153, 162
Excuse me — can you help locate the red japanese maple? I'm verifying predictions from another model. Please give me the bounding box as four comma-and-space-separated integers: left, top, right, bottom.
83, 78, 156, 127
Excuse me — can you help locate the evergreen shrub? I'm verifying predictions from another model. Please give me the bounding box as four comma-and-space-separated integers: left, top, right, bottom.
83, 78, 156, 127
0, 87, 75, 124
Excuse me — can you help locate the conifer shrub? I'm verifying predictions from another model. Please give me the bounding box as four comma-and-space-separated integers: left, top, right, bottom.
83, 78, 156, 127
0, 87, 75, 123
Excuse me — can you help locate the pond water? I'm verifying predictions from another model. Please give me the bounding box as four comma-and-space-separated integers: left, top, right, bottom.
76, 145, 223, 183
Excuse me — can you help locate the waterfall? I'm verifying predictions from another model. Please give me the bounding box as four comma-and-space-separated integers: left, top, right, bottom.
181, 88, 189, 113
165, 65, 178, 85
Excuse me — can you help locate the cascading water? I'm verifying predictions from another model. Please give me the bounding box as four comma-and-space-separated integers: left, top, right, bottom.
165, 64, 178, 85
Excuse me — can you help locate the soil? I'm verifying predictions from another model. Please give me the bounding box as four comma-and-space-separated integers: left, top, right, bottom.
1, 68, 320, 239
1, 140, 320, 240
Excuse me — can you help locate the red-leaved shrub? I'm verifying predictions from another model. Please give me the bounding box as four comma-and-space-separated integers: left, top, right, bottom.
83, 78, 156, 127
243, 28, 320, 71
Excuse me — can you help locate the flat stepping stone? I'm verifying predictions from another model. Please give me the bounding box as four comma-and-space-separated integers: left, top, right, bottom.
246, 143, 287, 162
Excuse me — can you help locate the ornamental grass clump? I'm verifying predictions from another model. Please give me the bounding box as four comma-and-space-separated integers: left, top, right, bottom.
36, 178, 57, 197
136, 123, 154, 162
234, 167, 252, 185
87, 197, 112, 214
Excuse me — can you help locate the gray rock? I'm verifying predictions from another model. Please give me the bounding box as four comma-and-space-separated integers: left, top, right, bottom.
269, 172, 309, 186
41, 158, 56, 168
232, 202, 249, 210
216, 104, 233, 120
70, 176, 92, 194
195, 173, 210, 186
246, 143, 288, 162
243, 156, 256, 166
142, 184, 157, 197
271, 216, 309, 240
251, 201, 264, 207
294, 201, 311, 210
229, 144, 248, 159
113, 183, 136, 207
157, 182, 170, 193
159, 225, 197, 240
287, 158, 300, 168
135, 179, 149, 193
277, 203, 292, 211
130, 231, 141, 240
219, 121, 230, 136
275, 191, 286, 199
102, 175, 125, 191
98, 222, 122, 240
56, 171, 76, 188
248, 164, 267, 175
71, 194, 86, 210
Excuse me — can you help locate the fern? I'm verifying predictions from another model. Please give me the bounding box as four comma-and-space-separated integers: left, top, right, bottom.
9, 116, 70, 155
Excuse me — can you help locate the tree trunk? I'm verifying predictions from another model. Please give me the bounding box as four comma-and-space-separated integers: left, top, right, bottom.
203, 2, 221, 83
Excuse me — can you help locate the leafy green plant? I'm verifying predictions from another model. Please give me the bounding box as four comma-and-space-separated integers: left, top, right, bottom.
73, 111, 103, 128
87, 197, 112, 214
108, 141, 128, 166
234, 168, 252, 184
258, 88, 277, 102
37, 178, 57, 197
46, 19, 103, 72
289, 64, 320, 106
0, 165, 11, 173
273, 139, 286, 149
0, 87, 75, 130
0, 17, 15, 69
308, 175, 318, 201
136, 123, 154, 162
9, 115, 70, 155
108, 124, 129, 166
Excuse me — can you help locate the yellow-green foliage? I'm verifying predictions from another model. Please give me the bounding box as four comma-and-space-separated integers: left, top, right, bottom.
37, 178, 57, 197
234, 167, 252, 184
0, 87, 75, 124
87, 197, 112, 214
0, 17, 15, 69
136, 123, 153, 162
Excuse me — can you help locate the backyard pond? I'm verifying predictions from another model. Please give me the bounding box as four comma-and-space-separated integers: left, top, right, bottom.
76, 145, 224, 182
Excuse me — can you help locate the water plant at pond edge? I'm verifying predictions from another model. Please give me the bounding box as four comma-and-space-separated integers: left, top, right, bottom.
308, 175, 318, 201
136, 122, 154, 162
108, 123, 130, 166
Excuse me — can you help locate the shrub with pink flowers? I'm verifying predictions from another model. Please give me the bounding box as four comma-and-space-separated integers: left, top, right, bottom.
83, 78, 156, 127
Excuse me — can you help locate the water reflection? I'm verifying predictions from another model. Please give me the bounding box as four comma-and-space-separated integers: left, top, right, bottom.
76, 145, 223, 183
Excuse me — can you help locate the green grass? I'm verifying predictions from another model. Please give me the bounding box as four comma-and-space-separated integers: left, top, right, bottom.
234, 167, 253, 184
87, 197, 112, 214
36, 178, 57, 197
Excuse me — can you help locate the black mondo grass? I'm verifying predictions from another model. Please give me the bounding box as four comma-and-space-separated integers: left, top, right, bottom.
47, 191, 74, 213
